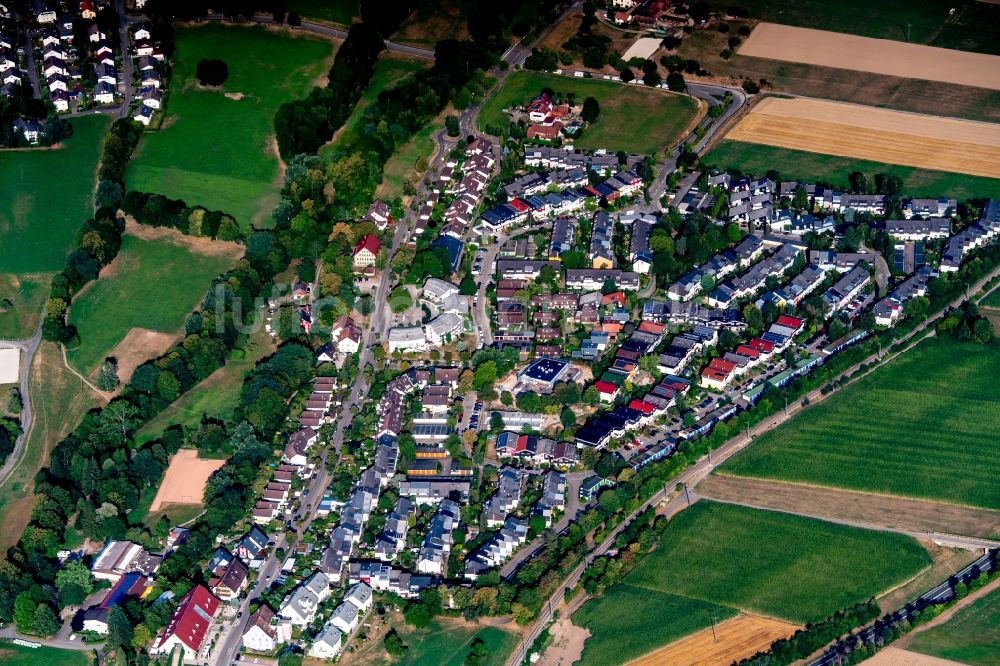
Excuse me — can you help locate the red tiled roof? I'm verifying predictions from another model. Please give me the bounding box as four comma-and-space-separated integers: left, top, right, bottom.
629, 399, 655, 415
161, 585, 219, 652
707, 358, 737, 373
509, 198, 531, 213
594, 380, 618, 395
353, 233, 381, 256
735, 345, 761, 359
746, 338, 775, 353
775, 314, 803, 329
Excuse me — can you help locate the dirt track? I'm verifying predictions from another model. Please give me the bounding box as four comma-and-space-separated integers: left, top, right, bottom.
727, 97, 1000, 178
740, 23, 1000, 91
627, 614, 798, 666
149, 449, 225, 512
698, 475, 1000, 539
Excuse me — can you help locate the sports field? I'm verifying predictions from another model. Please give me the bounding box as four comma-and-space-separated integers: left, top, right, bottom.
321, 53, 430, 157
0, 640, 93, 666
574, 585, 736, 666
725, 97, 1000, 179
702, 141, 1000, 201
66, 232, 240, 375
478, 70, 700, 154
740, 24, 1000, 90
150, 449, 225, 511
732, 0, 1000, 55
906, 583, 1000, 665
722, 338, 1000, 510
126, 24, 334, 228
626, 501, 930, 624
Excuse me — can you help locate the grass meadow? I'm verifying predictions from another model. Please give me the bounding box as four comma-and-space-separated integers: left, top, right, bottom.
66, 234, 238, 374
376, 117, 440, 201
126, 24, 334, 228
395, 621, 517, 666
626, 501, 930, 623
702, 140, 1000, 201
0, 114, 109, 274
907, 585, 1000, 665
321, 53, 430, 158
478, 71, 700, 154
734, 0, 1000, 54
722, 338, 1000, 510
0, 272, 50, 339
574, 585, 736, 666
982, 285, 1000, 308
0, 640, 93, 666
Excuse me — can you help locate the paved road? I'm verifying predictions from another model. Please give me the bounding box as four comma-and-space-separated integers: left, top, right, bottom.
0, 626, 98, 652
500, 471, 590, 579
115, 0, 135, 119
0, 320, 44, 489
21, 25, 41, 98
507, 260, 1000, 666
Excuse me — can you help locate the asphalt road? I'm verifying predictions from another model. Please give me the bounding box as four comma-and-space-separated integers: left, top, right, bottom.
0, 320, 43, 489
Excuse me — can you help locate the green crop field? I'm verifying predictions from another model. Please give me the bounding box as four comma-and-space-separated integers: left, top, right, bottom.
66, 234, 239, 375
702, 141, 1000, 201
907, 585, 1000, 665
478, 71, 700, 155
321, 53, 430, 158
0, 115, 109, 275
126, 24, 334, 228
626, 502, 930, 623
735, 0, 1000, 55
0, 640, 93, 666
722, 338, 1000, 510
287, 0, 359, 26
574, 585, 736, 666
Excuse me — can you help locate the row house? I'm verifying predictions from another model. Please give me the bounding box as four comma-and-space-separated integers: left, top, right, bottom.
874, 266, 936, 325
821, 264, 870, 314
589, 211, 615, 269
484, 467, 523, 527
416, 499, 461, 575
348, 561, 433, 599
531, 471, 567, 528
494, 432, 579, 466
523, 145, 622, 173
565, 269, 640, 291
903, 197, 956, 219
885, 218, 951, 241
464, 517, 529, 579
940, 199, 1000, 272
667, 235, 763, 302
707, 243, 801, 308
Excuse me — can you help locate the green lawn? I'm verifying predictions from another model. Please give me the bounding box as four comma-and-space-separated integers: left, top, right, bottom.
478, 71, 700, 155
394, 621, 518, 666
126, 24, 334, 228
982, 285, 1000, 308
0, 115, 109, 274
66, 234, 239, 375
736, 0, 1000, 54
377, 119, 439, 200
702, 140, 1000, 201
321, 53, 430, 158
287, 0, 359, 26
722, 338, 1000, 510
0, 639, 94, 666
907, 585, 1000, 665
626, 501, 930, 623
0, 272, 51, 339
574, 585, 735, 666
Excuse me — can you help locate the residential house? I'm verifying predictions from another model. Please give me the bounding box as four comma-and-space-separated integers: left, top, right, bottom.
352, 233, 380, 268
242, 604, 290, 653
150, 586, 220, 659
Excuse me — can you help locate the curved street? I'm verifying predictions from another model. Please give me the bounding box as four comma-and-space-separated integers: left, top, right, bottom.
0, 320, 43, 489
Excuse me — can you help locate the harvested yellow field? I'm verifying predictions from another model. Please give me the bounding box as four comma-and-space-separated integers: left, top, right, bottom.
862, 646, 967, 666
726, 97, 1000, 179
739, 23, 1000, 91
627, 614, 799, 666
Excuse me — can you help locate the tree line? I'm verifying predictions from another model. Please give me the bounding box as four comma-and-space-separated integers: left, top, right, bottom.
122, 191, 243, 242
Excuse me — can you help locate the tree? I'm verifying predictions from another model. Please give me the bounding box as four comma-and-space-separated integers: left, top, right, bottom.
105, 605, 133, 648
97, 399, 141, 447
388, 286, 413, 313
97, 360, 119, 392
560, 407, 576, 428
666, 71, 686, 92
643, 69, 661, 87
287, 11, 301, 26
581, 96, 600, 123
32, 603, 60, 636
13, 591, 34, 634
459, 276, 477, 296
473, 361, 498, 391
96, 180, 123, 209
195, 59, 229, 86
132, 623, 153, 650
620, 68, 634, 83
792, 186, 809, 210
465, 637, 489, 665
384, 629, 407, 656
742, 303, 763, 334
405, 602, 432, 628
446, 115, 460, 137
56, 561, 94, 606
